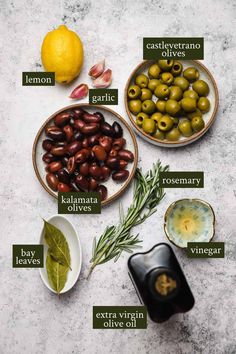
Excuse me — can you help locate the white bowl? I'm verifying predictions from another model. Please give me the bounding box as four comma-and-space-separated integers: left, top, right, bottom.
39, 215, 82, 294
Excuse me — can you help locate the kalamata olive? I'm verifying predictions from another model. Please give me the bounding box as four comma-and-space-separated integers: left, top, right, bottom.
42, 139, 54, 151
74, 149, 90, 164
100, 166, 111, 181
112, 170, 129, 182
66, 141, 82, 156
119, 160, 128, 170
42, 152, 57, 163
61, 157, 69, 167
45, 126, 65, 141
101, 122, 115, 137
89, 163, 102, 180
106, 156, 120, 170
117, 149, 134, 162
88, 133, 101, 147
112, 138, 126, 151
73, 170, 79, 177
74, 131, 83, 141
74, 119, 85, 130
58, 182, 71, 192
48, 161, 62, 173
79, 162, 89, 176
99, 136, 112, 152
67, 157, 76, 174
82, 137, 89, 148
46, 173, 59, 191
75, 174, 89, 191
92, 145, 107, 161
96, 185, 108, 201
55, 141, 67, 147
73, 107, 86, 119
57, 168, 70, 184
81, 123, 100, 135
112, 122, 123, 138
63, 125, 74, 142
54, 112, 71, 127
88, 177, 98, 191
94, 112, 105, 123
83, 113, 101, 124
50, 146, 67, 157
70, 180, 81, 192
109, 148, 118, 157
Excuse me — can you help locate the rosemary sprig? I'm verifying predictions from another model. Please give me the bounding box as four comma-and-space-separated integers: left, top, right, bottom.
87, 161, 169, 277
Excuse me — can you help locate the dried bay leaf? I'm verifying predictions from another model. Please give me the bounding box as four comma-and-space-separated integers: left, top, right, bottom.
43, 220, 71, 270
46, 254, 68, 294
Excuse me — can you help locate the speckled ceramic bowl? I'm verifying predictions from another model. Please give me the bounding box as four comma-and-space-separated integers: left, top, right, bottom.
164, 199, 215, 248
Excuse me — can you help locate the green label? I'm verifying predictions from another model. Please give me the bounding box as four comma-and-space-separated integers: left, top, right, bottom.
12, 245, 44, 268
89, 89, 118, 105
187, 242, 224, 258
93, 306, 147, 329
22, 72, 55, 86
160, 171, 204, 188
58, 192, 101, 214
143, 37, 204, 60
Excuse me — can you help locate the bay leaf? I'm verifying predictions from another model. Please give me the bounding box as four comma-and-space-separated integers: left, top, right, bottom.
46, 254, 68, 294
43, 220, 71, 270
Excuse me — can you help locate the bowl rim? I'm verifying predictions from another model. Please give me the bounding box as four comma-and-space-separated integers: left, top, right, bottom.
32, 103, 138, 206
124, 59, 219, 146
38, 214, 82, 294
163, 198, 216, 249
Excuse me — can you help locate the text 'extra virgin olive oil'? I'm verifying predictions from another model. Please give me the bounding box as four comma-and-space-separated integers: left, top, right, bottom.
128, 243, 195, 323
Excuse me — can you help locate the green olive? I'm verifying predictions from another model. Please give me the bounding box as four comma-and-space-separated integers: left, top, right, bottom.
140, 88, 153, 101
192, 80, 209, 96
166, 127, 181, 141
142, 100, 156, 114
183, 90, 199, 100
161, 72, 174, 86
169, 86, 183, 101
158, 60, 174, 71
165, 99, 181, 116
157, 115, 174, 132
136, 112, 149, 126
148, 79, 161, 92
148, 64, 161, 79
187, 109, 203, 120
174, 76, 190, 91
171, 117, 179, 125
153, 129, 165, 140
178, 119, 193, 137
135, 74, 149, 88
156, 100, 166, 113
154, 84, 170, 99
151, 112, 162, 124
191, 116, 205, 132
127, 85, 141, 99
142, 118, 156, 134
128, 99, 142, 115
171, 61, 183, 76
181, 97, 197, 113
183, 67, 200, 82
197, 97, 210, 112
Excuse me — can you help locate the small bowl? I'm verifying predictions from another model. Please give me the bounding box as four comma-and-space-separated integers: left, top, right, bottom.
164, 199, 215, 248
125, 60, 219, 147
32, 104, 138, 206
39, 215, 82, 294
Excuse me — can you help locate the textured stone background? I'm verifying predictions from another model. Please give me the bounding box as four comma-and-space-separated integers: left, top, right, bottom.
0, 0, 236, 353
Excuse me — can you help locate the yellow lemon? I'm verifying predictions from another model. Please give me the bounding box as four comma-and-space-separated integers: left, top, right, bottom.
41, 25, 84, 84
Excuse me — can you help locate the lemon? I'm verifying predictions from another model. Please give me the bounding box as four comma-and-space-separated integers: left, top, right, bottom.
41, 25, 84, 84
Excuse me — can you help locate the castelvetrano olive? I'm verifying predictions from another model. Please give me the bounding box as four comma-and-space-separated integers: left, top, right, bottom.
178, 119, 193, 137
153, 129, 165, 140
140, 88, 153, 101
148, 64, 161, 79
142, 118, 156, 134
169, 86, 183, 101
135, 74, 149, 88
187, 108, 203, 120
154, 84, 170, 99
181, 97, 197, 112
150, 112, 162, 124
183, 67, 199, 82
174, 76, 190, 91
158, 60, 174, 71
183, 90, 199, 100
156, 100, 166, 113
191, 116, 205, 132
192, 80, 209, 96
148, 79, 161, 92
171, 61, 183, 76
136, 112, 149, 126
161, 72, 174, 86
198, 97, 210, 112
157, 115, 174, 132
128, 85, 141, 99
165, 99, 181, 116
128, 99, 142, 115
166, 127, 181, 141
142, 100, 156, 114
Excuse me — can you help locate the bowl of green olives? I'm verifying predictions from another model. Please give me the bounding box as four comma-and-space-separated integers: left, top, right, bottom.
125, 60, 218, 147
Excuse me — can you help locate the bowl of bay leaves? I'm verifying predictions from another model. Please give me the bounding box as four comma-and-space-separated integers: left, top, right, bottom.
39, 215, 82, 294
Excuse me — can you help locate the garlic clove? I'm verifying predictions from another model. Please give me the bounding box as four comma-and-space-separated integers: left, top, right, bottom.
93, 69, 112, 88
69, 84, 89, 100
88, 59, 105, 79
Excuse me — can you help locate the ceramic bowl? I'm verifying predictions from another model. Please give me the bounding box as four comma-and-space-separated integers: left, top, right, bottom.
125, 60, 219, 147
164, 199, 215, 248
32, 104, 138, 206
39, 215, 82, 294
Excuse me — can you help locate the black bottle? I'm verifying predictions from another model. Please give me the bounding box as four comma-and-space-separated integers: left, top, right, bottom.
128, 243, 195, 323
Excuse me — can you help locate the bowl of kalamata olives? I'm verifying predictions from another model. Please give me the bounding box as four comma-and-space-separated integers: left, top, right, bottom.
33, 104, 138, 205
